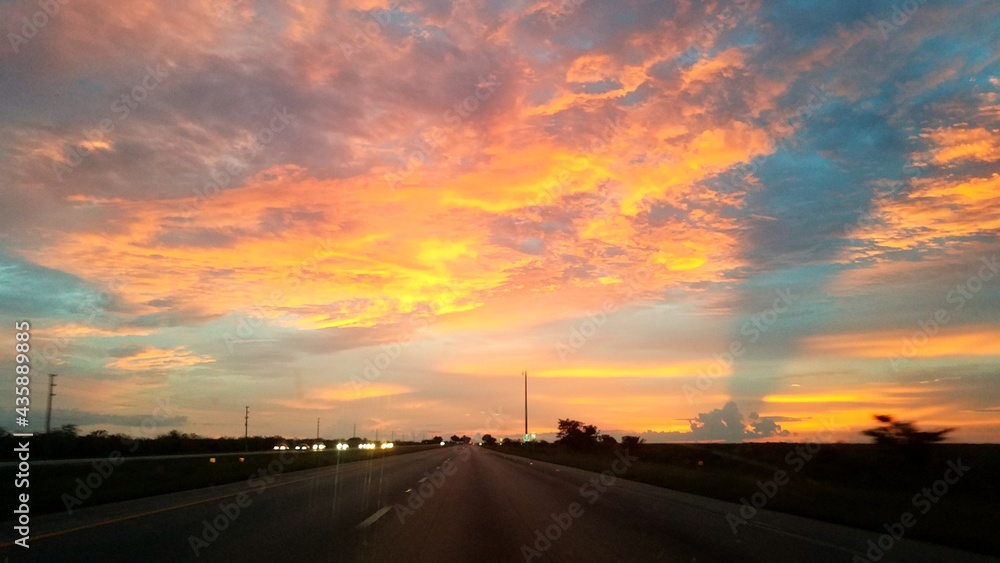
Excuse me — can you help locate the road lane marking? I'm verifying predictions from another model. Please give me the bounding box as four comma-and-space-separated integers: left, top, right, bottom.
0, 449, 443, 548
0, 471, 331, 548
418, 477, 427, 483
356, 506, 392, 530
747, 519, 860, 557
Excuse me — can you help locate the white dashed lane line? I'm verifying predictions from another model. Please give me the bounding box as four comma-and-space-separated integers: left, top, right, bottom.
356, 506, 392, 530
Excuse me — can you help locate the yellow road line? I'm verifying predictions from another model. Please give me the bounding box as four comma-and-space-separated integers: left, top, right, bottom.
0, 470, 333, 547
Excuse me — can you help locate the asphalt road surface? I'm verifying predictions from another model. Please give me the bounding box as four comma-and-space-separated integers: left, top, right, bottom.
1, 446, 996, 562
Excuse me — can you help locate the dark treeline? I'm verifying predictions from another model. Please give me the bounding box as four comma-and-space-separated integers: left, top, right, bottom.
2, 425, 337, 459
0, 425, 471, 460
0, 413, 959, 460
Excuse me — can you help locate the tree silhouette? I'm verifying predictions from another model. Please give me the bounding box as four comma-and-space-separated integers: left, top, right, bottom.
862, 414, 954, 448
481, 434, 497, 445
621, 435, 644, 449
556, 418, 599, 448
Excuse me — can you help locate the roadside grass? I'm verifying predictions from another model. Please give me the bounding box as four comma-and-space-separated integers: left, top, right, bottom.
489, 443, 1000, 556
21, 445, 438, 516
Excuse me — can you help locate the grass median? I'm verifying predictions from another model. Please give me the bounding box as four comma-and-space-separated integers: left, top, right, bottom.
487, 442, 1000, 557
24, 445, 438, 516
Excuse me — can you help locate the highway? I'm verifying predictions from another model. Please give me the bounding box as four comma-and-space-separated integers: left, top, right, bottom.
1, 446, 996, 562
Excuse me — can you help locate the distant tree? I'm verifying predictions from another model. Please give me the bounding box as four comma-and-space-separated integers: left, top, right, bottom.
87, 429, 109, 439
459, 435, 471, 444
55, 423, 79, 437
431, 436, 443, 443
481, 434, 497, 445
556, 418, 599, 448
862, 414, 954, 447
556, 419, 584, 439
450, 434, 461, 443
863, 414, 954, 462
621, 436, 645, 449
598, 434, 617, 446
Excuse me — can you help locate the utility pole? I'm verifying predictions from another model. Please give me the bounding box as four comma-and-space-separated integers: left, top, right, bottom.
523, 370, 528, 441
244, 406, 249, 452
316, 417, 320, 440
353, 423, 356, 438
45, 374, 57, 433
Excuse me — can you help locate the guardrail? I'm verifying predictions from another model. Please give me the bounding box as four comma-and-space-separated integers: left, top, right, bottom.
0, 444, 430, 467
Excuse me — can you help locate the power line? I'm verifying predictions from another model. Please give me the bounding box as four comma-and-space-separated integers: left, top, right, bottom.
524, 370, 528, 441
244, 406, 249, 452
45, 373, 57, 433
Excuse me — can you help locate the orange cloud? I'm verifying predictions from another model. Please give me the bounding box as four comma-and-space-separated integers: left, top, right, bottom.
105, 346, 214, 371
842, 174, 1000, 261
917, 126, 1000, 165
801, 327, 1000, 359
45, 323, 155, 338
271, 383, 412, 410
534, 362, 723, 379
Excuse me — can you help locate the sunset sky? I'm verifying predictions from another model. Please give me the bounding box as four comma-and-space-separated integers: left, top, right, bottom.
1, 0, 998, 443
